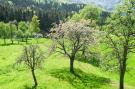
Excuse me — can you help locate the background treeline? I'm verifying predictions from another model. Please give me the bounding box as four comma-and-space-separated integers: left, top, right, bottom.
0, 0, 85, 33
0, 15, 40, 45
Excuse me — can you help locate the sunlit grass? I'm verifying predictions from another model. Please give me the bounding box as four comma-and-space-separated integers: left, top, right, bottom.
0, 38, 134, 89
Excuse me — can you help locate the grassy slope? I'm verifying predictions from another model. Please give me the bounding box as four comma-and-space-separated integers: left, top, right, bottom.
0, 38, 134, 89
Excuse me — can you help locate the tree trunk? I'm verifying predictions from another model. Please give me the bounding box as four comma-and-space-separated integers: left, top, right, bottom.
70, 57, 75, 73
11, 31, 13, 44
119, 68, 125, 89
36, 38, 39, 44
22, 37, 24, 42
18, 40, 20, 45
119, 61, 126, 89
119, 45, 128, 89
4, 38, 6, 45
26, 37, 28, 44
11, 39, 14, 44
31, 69, 38, 87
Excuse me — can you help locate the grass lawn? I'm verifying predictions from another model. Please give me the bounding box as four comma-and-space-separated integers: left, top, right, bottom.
0, 38, 135, 89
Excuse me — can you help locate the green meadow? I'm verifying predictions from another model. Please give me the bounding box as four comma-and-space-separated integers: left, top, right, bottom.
0, 38, 134, 89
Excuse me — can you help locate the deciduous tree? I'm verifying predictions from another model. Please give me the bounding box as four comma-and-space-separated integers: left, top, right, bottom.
50, 20, 98, 73
0, 22, 10, 45
18, 21, 29, 43
9, 22, 17, 44
104, 1, 135, 89
29, 15, 40, 34
16, 45, 45, 88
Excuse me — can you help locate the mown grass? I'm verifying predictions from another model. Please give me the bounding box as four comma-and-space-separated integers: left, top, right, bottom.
0, 38, 134, 89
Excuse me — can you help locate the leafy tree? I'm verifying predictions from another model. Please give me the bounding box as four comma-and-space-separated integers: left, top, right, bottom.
16, 45, 45, 88
29, 15, 40, 34
0, 22, 10, 45
16, 29, 23, 44
29, 15, 41, 43
50, 20, 98, 73
71, 5, 102, 23
24, 30, 31, 43
0, 22, 5, 41
9, 22, 17, 44
104, 1, 135, 89
18, 21, 29, 43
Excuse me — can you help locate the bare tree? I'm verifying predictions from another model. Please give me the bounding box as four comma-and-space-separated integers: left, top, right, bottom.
16, 45, 45, 88
50, 20, 99, 73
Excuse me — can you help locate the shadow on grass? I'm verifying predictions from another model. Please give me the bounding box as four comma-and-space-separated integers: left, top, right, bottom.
0, 43, 23, 46
50, 68, 110, 89
0, 39, 35, 46
0, 42, 35, 46
0, 43, 13, 46
24, 85, 47, 89
24, 85, 39, 89
0, 41, 44, 46
0, 65, 13, 75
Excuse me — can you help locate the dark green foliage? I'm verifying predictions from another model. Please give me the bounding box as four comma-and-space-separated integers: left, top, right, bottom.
0, 0, 85, 32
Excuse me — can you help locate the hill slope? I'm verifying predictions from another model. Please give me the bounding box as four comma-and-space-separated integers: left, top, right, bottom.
0, 39, 135, 89
33, 0, 122, 11
71, 0, 122, 11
